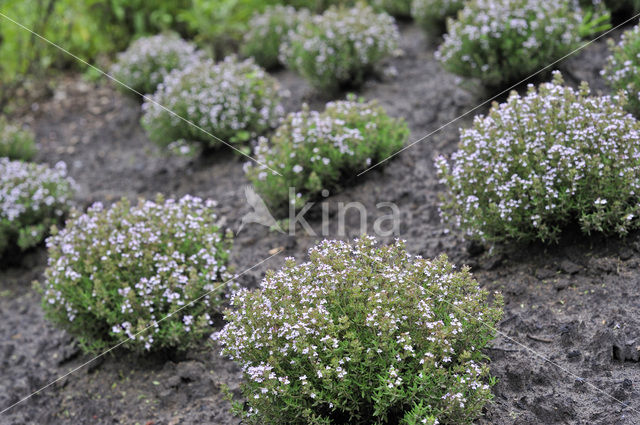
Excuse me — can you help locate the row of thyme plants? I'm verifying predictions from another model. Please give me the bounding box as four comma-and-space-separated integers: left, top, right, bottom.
227, 21, 640, 423
2, 14, 498, 422
3, 6, 494, 424
107, 6, 409, 209
240, 0, 619, 90
26, 73, 640, 424
14, 60, 640, 419
5, 5, 640, 425
0, 118, 500, 425
35, 198, 503, 424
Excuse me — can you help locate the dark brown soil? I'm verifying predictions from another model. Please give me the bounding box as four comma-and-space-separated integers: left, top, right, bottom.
1, 23, 639, 425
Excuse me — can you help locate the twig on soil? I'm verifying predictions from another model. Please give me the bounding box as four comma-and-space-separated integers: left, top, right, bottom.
487, 346, 520, 353
526, 334, 553, 343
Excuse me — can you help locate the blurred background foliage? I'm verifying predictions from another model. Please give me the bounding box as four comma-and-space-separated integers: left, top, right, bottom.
0, 0, 357, 108
2, 0, 625, 110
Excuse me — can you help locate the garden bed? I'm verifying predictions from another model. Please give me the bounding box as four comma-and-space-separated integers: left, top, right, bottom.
1, 23, 638, 425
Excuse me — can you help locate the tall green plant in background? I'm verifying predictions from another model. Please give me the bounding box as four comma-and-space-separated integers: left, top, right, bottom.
0, 0, 188, 108
0, 0, 359, 109
0, 0, 106, 107
86, 0, 191, 45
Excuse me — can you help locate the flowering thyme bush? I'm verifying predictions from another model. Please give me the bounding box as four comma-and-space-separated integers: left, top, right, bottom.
0, 117, 37, 161
280, 3, 399, 91
411, 0, 465, 35
141, 56, 283, 148
602, 25, 640, 117
110, 33, 203, 95
436, 0, 585, 87
42, 195, 232, 353
216, 237, 502, 425
242, 5, 309, 69
436, 72, 640, 243
0, 159, 74, 256
246, 96, 408, 214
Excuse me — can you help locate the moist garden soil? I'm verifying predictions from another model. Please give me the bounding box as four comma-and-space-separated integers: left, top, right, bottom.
1, 24, 639, 425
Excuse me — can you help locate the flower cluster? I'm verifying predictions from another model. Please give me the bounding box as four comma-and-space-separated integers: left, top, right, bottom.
0, 158, 75, 256
602, 24, 640, 117
42, 195, 233, 353
110, 33, 203, 95
436, 72, 640, 243
436, 0, 584, 87
242, 5, 309, 69
411, 0, 465, 35
371, 0, 412, 17
0, 117, 37, 161
141, 56, 283, 148
246, 96, 408, 214
215, 237, 502, 425
280, 3, 399, 91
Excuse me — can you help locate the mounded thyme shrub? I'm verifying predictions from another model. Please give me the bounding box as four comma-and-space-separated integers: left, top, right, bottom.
602, 25, 640, 117
242, 5, 309, 69
411, 0, 465, 35
280, 3, 399, 91
435, 0, 585, 87
42, 195, 233, 353
246, 96, 409, 214
0, 117, 37, 161
0, 159, 75, 256
436, 72, 640, 243
141, 56, 283, 148
215, 237, 502, 425
110, 33, 203, 95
